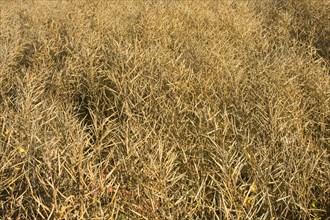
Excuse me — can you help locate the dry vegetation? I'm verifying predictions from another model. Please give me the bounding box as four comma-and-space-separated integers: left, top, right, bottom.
0, 0, 329, 219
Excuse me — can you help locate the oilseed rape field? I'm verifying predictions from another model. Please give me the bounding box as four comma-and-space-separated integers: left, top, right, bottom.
0, 0, 329, 219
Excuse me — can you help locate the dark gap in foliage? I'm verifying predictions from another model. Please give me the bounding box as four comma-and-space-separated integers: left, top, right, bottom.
72, 73, 124, 149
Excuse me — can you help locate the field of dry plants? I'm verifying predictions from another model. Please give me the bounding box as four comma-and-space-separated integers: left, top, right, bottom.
0, 0, 329, 219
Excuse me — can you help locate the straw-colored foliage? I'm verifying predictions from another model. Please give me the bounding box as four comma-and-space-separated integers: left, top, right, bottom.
0, 0, 329, 219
